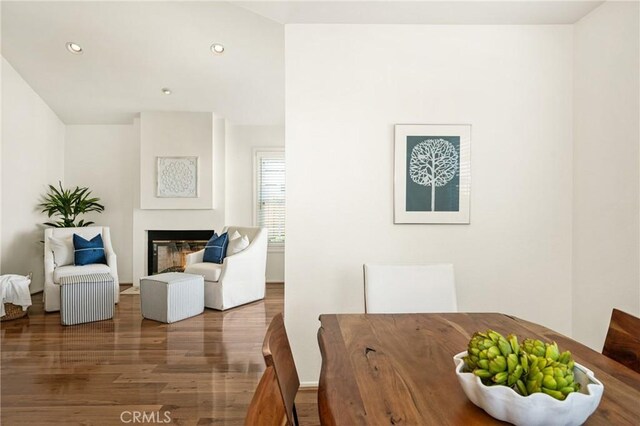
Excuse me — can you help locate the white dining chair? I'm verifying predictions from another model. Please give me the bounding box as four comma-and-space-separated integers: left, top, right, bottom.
363, 263, 458, 313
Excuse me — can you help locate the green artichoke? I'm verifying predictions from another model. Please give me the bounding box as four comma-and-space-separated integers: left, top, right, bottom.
517, 353, 580, 400
521, 338, 547, 357
464, 330, 523, 387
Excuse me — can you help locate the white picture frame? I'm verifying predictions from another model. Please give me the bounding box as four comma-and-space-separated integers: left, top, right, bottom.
156, 156, 199, 198
394, 124, 471, 224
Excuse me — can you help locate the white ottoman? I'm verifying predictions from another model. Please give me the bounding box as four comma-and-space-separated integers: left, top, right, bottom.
140, 272, 204, 323
60, 273, 115, 326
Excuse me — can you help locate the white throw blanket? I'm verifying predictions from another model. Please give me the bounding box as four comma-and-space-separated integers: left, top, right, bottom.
0, 275, 32, 317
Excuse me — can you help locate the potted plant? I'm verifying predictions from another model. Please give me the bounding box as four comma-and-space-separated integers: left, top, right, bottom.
39, 181, 105, 227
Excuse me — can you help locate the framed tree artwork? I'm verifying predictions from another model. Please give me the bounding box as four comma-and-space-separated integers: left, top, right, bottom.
394, 124, 471, 224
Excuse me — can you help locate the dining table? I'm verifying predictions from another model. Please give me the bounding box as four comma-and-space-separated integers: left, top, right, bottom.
317, 313, 640, 425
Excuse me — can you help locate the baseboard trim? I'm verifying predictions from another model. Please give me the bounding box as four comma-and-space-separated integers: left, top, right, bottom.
300, 381, 318, 389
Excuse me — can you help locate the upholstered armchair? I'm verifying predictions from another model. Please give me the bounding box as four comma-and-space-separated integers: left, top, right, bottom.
44, 226, 119, 312
185, 226, 268, 310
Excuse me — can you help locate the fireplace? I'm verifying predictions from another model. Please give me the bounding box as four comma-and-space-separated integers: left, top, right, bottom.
147, 230, 215, 275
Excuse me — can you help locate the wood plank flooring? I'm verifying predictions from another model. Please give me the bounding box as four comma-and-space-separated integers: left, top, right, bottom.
1, 284, 319, 425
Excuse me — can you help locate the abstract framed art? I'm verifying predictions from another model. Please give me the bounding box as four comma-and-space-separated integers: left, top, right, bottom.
156, 156, 199, 198
394, 124, 471, 224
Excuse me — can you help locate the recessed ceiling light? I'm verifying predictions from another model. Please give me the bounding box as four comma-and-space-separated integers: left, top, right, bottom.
161, 88, 172, 95
210, 43, 225, 54
65, 42, 83, 54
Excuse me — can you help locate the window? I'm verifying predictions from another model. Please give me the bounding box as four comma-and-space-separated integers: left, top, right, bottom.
254, 149, 285, 249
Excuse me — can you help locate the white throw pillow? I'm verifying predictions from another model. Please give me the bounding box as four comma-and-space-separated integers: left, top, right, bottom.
229, 230, 241, 241
227, 235, 250, 255
48, 236, 74, 266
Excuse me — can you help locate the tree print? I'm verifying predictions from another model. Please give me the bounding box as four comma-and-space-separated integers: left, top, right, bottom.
409, 138, 459, 211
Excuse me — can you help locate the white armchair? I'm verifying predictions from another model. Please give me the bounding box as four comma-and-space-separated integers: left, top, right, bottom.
44, 226, 119, 312
185, 226, 268, 310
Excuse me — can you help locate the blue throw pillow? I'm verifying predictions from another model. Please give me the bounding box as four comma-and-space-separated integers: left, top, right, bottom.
203, 232, 229, 264
73, 234, 107, 266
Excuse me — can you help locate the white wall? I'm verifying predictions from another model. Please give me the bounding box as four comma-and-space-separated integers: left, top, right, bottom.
1, 57, 65, 293
140, 112, 215, 210
65, 125, 137, 283
572, 1, 640, 350
132, 113, 226, 284
285, 25, 574, 382
226, 124, 285, 282
0, 46, 3, 274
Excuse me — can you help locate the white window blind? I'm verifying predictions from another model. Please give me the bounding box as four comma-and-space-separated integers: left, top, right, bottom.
255, 151, 285, 247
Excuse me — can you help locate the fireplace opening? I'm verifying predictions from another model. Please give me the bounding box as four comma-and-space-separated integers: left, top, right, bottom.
147, 230, 216, 275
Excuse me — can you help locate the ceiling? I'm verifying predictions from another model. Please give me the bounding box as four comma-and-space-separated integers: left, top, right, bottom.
1, 1, 284, 125
236, 1, 604, 25
2, 1, 603, 125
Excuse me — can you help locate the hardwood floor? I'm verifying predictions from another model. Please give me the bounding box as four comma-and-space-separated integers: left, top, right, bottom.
0, 284, 319, 425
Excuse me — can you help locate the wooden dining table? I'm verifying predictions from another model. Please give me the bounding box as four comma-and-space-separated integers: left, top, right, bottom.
317, 313, 640, 425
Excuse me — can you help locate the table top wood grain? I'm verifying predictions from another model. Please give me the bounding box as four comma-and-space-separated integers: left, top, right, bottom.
317, 313, 640, 425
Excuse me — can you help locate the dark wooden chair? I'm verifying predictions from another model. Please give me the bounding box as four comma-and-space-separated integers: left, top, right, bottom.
262, 313, 300, 426
602, 308, 640, 374
245, 366, 287, 426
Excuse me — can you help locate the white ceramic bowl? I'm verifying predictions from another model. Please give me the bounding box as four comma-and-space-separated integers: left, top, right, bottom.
453, 351, 604, 426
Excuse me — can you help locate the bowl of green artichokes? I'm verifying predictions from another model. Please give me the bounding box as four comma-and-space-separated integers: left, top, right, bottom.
453, 330, 604, 426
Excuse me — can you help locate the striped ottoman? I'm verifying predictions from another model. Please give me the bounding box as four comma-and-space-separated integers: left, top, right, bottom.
140, 273, 204, 323
59, 273, 115, 326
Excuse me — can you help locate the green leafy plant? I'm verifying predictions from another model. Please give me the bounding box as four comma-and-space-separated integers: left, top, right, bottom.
39, 181, 105, 227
